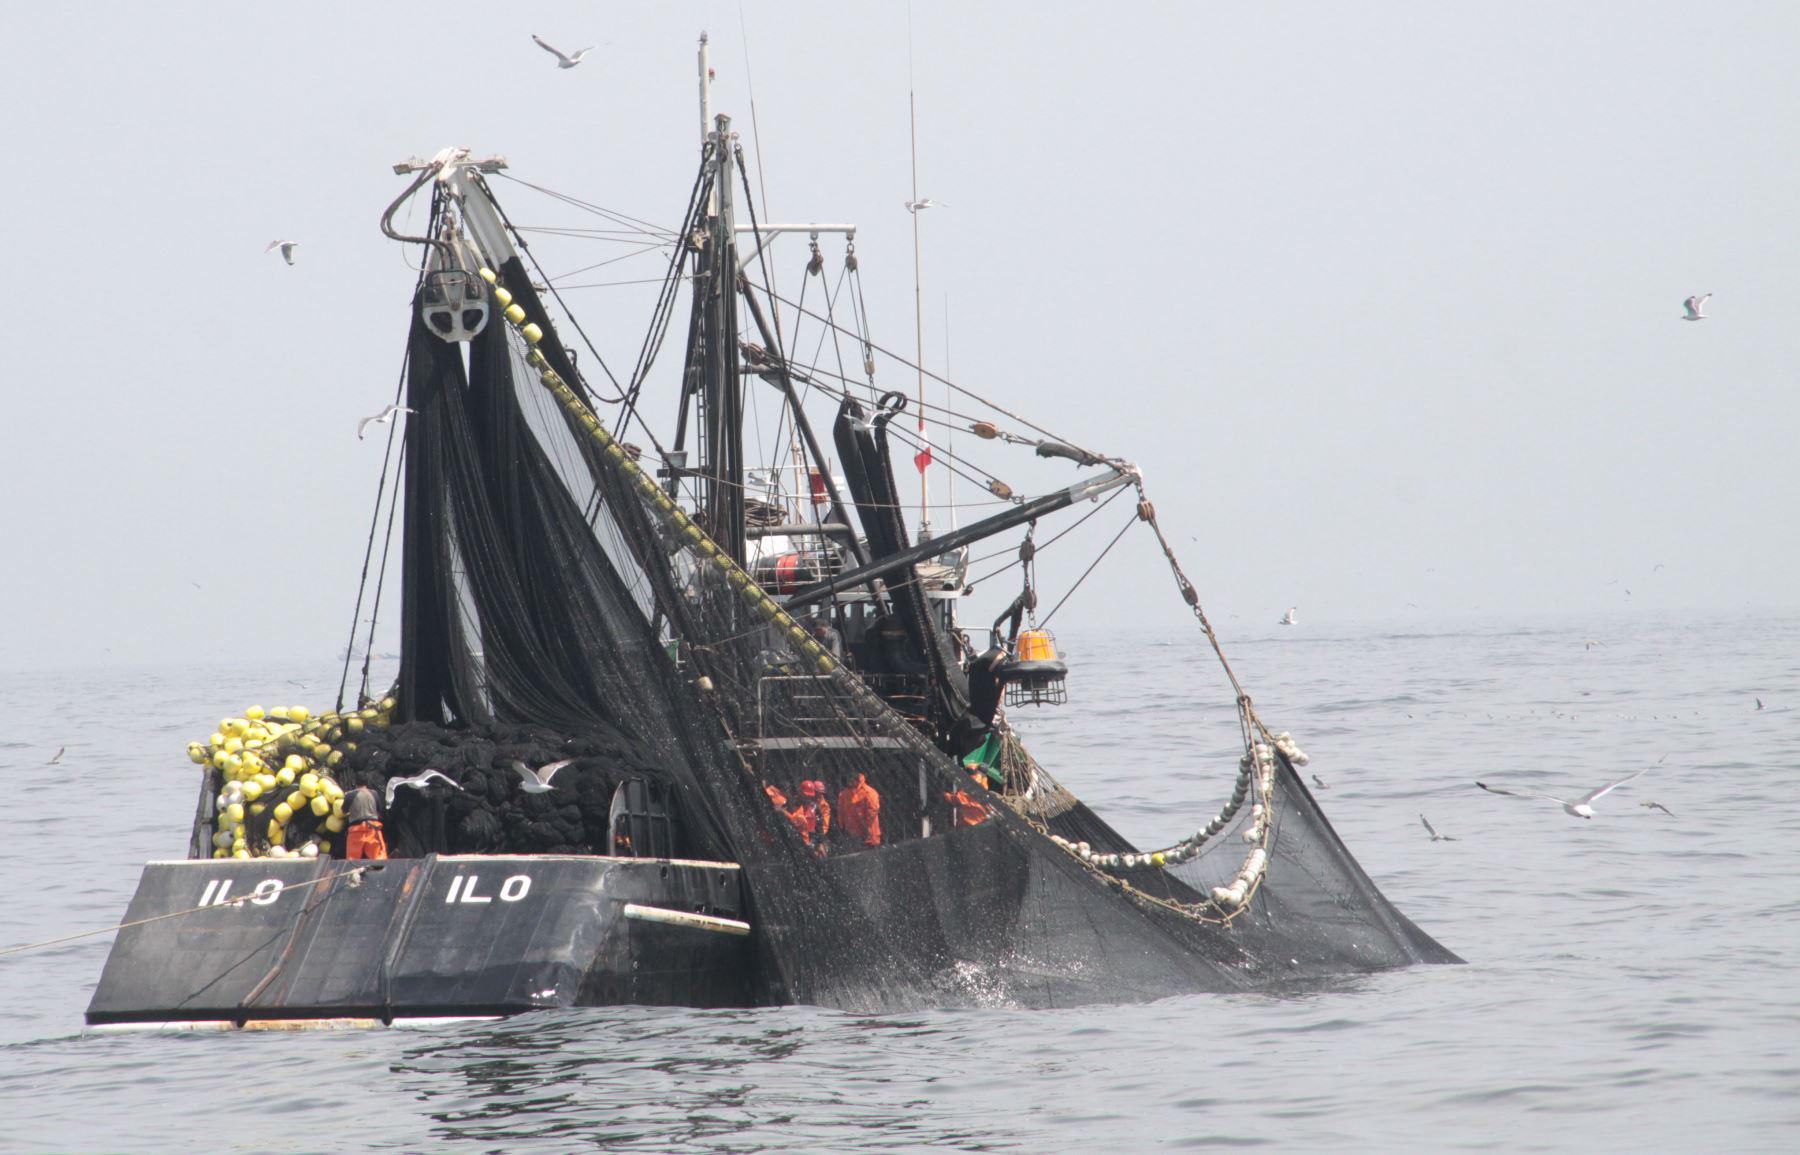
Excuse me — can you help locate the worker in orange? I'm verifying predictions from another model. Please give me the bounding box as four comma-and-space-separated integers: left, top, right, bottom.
784, 797, 818, 844
944, 771, 991, 827
782, 779, 830, 852
837, 773, 882, 847
801, 780, 830, 840
344, 785, 389, 861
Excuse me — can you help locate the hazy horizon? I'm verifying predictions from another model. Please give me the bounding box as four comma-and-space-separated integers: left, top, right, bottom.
3, 2, 1795, 670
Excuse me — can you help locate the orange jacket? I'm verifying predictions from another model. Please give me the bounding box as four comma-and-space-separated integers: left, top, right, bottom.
837, 774, 882, 846
944, 789, 990, 827
785, 802, 820, 844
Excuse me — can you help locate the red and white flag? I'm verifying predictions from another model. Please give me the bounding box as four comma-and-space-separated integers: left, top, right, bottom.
913, 419, 933, 473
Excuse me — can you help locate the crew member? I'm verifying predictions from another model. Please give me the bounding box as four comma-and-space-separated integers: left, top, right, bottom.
944, 771, 992, 827
785, 780, 831, 850
837, 773, 882, 847
344, 784, 388, 861
808, 614, 844, 659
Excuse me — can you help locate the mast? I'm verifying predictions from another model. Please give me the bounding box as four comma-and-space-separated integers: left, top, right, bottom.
697, 32, 712, 147
697, 112, 746, 566
908, 88, 929, 538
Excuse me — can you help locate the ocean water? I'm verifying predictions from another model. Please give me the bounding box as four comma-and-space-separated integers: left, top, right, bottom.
1, 611, 1795, 1152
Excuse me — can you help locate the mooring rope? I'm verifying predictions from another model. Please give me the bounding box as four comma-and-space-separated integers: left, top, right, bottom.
0, 868, 371, 960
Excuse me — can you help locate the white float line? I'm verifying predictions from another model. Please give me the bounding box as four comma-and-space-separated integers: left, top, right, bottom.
621, 903, 752, 936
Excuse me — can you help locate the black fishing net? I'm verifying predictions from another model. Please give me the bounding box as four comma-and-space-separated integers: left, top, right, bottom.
346, 186, 1458, 1009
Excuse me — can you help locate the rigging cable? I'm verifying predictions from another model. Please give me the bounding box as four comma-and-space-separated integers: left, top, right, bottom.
1037, 511, 1136, 628
617, 147, 716, 420
479, 177, 631, 406
338, 202, 434, 712
0, 868, 374, 959
750, 282, 1103, 463
495, 172, 679, 241
963, 484, 1129, 590
356, 436, 408, 708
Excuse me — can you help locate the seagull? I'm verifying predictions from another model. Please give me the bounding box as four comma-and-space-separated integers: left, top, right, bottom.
904, 198, 945, 213
1279, 607, 1297, 626
47, 746, 65, 766
1584, 639, 1603, 650
1640, 800, 1676, 816
532, 34, 594, 69
265, 240, 299, 265
384, 768, 463, 807
1681, 293, 1711, 321
1755, 698, 1764, 710
511, 758, 575, 794
1311, 773, 1329, 790
357, 404, 415, 439
1474, 767, 1647, 819
1420, 815, 1459, 842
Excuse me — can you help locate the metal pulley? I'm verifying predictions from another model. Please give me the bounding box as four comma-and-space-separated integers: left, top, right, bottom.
418, 231, 490, 343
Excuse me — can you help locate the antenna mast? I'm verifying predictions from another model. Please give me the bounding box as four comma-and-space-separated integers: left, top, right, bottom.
698, 33, 712, 146
909, 88, 930, 538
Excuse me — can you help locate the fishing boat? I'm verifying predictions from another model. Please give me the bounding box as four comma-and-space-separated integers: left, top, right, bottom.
87, 45, 1456, 1030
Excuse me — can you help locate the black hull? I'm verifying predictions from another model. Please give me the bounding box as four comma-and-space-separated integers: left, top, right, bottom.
85, 855, 751, 1028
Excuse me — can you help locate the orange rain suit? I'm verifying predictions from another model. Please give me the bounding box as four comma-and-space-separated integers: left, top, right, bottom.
837, 773, 882, 846
944, 772, 992, 827
346, 819, 389, 860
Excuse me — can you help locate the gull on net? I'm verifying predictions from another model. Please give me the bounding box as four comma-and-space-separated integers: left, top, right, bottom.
1474, 767, 1647, 819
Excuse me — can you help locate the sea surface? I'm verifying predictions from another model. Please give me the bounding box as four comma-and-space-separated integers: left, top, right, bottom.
1, 611, 1795, 1152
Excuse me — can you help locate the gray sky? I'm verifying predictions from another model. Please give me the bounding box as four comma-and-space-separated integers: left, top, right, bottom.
2, 2, 1795, 668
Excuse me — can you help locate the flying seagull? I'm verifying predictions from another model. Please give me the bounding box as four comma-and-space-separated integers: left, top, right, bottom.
904, 198, 945, 213
265, 240, 299, 265
1279, 607, 1297, 626
385, 768, 463, 807
1311, 773, 1329, 790
1420, 814, 1458, 842
357, 404, 415, 440
47, 746, 65, 766
511, 758, 575, 794
1755, 698, 1764, 710
1681, 293, 1711, 321
532, 34, 594, 69
1475, 767, 1647, 819
1640, 800, 1676, 816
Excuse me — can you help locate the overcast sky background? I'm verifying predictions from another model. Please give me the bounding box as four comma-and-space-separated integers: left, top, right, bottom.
2, 2, 1795, 669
